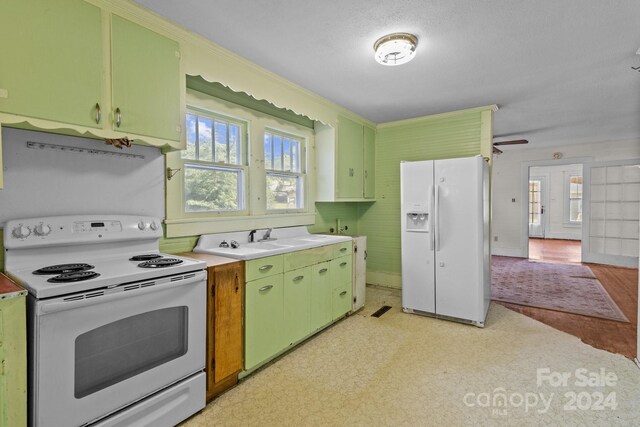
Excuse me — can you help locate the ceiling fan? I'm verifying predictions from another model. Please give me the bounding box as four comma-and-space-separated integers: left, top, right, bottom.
492, 139, 528, 154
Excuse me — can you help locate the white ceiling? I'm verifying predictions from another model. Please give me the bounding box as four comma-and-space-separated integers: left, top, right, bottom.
134, 0, 640, 148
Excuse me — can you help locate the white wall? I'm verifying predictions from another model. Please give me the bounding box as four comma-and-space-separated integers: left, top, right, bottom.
492, 138, 640, 257
529, 164, 583, 240
0, 128, 164, 226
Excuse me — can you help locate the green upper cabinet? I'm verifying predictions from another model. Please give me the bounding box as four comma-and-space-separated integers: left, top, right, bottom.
315, 116, 376, 201
111, 15, 181, 142
363, 125, 376, 199
336, 116, 364, 198
0, 0, 103, 128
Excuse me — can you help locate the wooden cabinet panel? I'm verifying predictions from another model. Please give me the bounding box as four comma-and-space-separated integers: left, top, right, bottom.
244, 274, 284, 370
0, 0, 103, 128
212, 263, 244, 383
283, 267, 312, 346
0, 288, 27, 427
111, 15, 181, 141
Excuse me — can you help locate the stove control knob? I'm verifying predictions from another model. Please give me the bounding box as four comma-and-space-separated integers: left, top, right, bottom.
137, 220, 147, 230
149, 221, 159, 231
12, 225, 31, 239
34, 223, 51, 236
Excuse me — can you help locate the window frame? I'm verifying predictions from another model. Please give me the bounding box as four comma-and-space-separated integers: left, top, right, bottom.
565, 173, 583, 225
264, 128, 307, 212
181, 107, 249, 216
164, 88, 316, 238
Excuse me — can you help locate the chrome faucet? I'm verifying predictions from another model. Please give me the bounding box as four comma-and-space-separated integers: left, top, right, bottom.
258, 228, 276, 242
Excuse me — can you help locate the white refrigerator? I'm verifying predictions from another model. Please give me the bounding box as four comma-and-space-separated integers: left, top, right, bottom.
400, 155, 491, 326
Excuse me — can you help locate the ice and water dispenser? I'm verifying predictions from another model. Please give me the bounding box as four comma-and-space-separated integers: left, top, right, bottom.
405, 200, 430, 232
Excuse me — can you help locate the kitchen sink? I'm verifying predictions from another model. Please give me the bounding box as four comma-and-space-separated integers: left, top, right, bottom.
194, 228, 352, 260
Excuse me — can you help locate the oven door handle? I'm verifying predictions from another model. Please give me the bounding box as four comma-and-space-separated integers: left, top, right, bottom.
38, 270, 207, 315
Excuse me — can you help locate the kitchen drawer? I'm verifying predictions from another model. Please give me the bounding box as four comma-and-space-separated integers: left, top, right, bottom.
332, 255, 352, 286
333, 240, 353, 258
245, 255, 284, 282
283, 245, 333, 271
332, 283, 352, 320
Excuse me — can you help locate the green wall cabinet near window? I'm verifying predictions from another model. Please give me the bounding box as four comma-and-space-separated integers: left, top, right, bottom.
0, 277, 28, 427
315, 116, 376, 201
111, 15, 181, 142
0, 0, 103, 129
243, 242, 353, 373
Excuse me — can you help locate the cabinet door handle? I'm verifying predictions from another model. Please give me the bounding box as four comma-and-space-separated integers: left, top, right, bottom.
319, 268, 328, 274
293, 275, 304, 281
95, 103, 101, 124
340, 262, 348, 267
258, 285, 273, 292
349, 167, 354, 177
340, 291, 347, 296
364, 170, 368, 178
258, 264, 273, 271
340, 247, 348, 252
115, 107, 122, 128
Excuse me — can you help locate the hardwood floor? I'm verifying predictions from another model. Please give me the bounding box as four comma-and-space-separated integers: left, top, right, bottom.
496, 239, 638, 359
528, 238, 581, 263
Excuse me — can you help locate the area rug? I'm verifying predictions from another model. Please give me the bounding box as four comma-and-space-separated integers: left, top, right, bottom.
491, 256, 628, 322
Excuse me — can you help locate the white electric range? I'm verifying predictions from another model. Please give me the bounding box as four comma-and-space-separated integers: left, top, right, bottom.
4, 215, 207, 427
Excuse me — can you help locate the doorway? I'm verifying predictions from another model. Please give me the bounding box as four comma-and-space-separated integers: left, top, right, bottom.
527, 164, 583, 262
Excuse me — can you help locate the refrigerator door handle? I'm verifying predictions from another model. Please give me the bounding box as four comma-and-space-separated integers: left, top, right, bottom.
429, 184, 435, 251
435, 184, 441, 251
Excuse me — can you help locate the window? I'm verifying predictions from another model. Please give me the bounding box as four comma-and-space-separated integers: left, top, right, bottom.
528, 179, 542, 225
264, 130, 305, 210
181, 111, 246, 212
567, 175, 583, 223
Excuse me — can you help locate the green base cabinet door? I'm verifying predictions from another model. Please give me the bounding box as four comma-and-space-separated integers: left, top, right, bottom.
310, 261, 332, 331
0, 0, 103, 128
111, 15, 181, 141
283, 267, 312, 346
244, 275, 284, 370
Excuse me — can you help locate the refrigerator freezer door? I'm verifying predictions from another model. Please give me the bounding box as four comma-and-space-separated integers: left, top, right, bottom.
433, 156, 484, 322
401, 161, 435, 314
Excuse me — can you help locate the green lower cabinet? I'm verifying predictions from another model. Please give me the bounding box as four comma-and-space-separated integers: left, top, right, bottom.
310, 261, 333, 331
283, 267, 312, 346
332, 283, 352, 320
244, 274, 284, 370
0, 294, 27, 427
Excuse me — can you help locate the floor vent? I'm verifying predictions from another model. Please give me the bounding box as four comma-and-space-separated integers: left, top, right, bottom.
371, 305, 392, 318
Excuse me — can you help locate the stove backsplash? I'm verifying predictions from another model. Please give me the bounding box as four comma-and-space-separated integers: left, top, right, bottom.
0, 128, 164, 226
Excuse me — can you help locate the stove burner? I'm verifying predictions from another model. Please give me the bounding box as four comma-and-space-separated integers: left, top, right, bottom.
138, 258, 184, 268
47, 271, 101, 283
33, 263, 95, 275
129, 254, 163, 262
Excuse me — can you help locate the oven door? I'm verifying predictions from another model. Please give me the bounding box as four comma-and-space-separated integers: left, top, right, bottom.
30, 271, 206, 427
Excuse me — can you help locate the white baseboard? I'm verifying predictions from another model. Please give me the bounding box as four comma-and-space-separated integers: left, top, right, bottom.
491, 247, 525, 258
544, 233, 582, 241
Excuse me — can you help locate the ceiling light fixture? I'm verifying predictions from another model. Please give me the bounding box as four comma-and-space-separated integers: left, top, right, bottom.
373, 33, 418, 66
